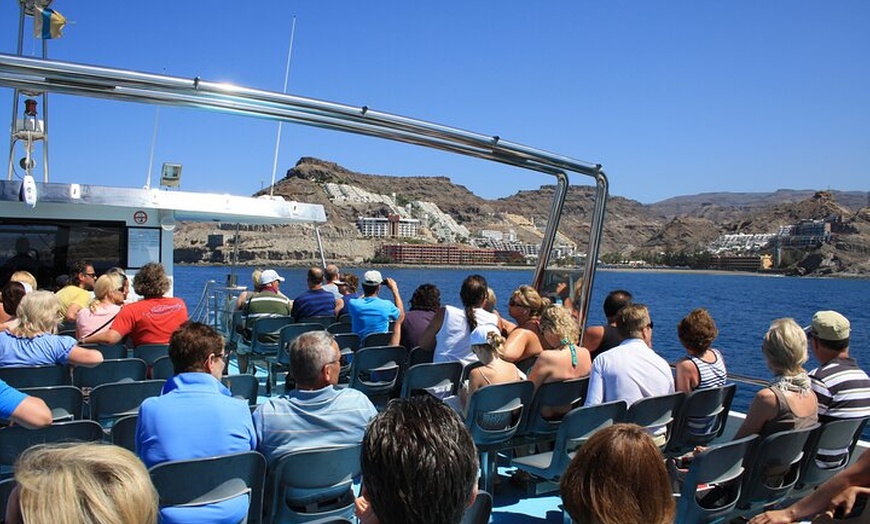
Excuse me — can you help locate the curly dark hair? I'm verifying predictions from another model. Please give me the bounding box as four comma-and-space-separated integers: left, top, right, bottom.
409, 283, 440, 311
677, 308, 719, 355
132, 263, 170, 298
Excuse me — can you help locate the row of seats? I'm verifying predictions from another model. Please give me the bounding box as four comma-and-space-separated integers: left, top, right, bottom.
0, 435, 493, 524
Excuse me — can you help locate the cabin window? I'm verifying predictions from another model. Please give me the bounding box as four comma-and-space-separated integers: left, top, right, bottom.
0, 219, 124, 290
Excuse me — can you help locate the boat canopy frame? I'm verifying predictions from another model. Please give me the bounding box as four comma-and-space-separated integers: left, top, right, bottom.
0, 52, 608, 336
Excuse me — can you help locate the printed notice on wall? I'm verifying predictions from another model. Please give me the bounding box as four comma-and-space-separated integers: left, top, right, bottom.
128, 228, 161, 268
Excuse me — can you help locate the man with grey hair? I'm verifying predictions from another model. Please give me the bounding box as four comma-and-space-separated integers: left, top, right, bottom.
322, 264, 343, 299
252, 331, 377, 465
584, 303, 673, 407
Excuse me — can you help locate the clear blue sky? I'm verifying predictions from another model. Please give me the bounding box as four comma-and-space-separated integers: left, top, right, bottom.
2, 1, 867, 204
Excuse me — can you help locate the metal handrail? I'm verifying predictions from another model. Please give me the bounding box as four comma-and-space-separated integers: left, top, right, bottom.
0, 52, 608, 330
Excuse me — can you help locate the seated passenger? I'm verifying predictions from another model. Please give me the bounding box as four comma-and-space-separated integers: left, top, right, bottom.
355, 396, 478, 524
581, 289, 632, 359
290, 267, 341, 322
419, 274, 499, 366
400, 283, 440, 350
733, 317, 817, 440
0, 281, 27, 331
82, 263, 187, 347
0, 291, 103, 368
136, 321, 256, 524
6, 442, 158, 524
500, 285, 548, 365
560, 423, 675, 524
346, 271, 404, 346
459, 326, 525, 412
253, 331, 377, 466
75, 273, 125, 341
529, 305, 592, 389
674, 308, 727, 393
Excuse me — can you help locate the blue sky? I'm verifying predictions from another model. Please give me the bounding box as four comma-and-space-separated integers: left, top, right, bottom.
1, 1, 867, 204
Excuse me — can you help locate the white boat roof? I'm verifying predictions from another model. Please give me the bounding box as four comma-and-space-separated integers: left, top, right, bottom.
0, 179, 326, 224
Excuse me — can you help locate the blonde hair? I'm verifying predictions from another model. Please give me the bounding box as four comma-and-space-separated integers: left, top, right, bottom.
93, 273, 124, 303
540, 305, 580, 345
510, 285, 547, 318
616, 304, 651, 339
14, 443, 158, 524
251, 268, 263, 288
10, 270, 37, 290
472, 330, 507, 364
13, 290, 61, 337
762, 317, 808, 376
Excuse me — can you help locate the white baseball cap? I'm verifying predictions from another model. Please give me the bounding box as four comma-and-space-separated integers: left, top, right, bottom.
259, 269, 285, 285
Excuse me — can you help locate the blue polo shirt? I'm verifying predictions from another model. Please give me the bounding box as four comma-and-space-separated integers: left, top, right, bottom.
346, 296, 400, 340
137, 373, 257, 524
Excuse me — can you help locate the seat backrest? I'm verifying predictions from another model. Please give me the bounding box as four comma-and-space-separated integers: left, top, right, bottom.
151, 355, 175, 380
0, 365, 70, 388
73, 358, 147, 389
400, 361, 464, 399
83, 343, 127, 360
326, 322, 352, 334
668, 384, 736, 453
111, 414, 138, 452
266, 444, 360, 524
675, 434, 758, 524
0, 420, 105, 469
222, 374, 260, 406
521, 377, 590, 437
738, 423, 820, 511
20, 385, 83, 421
133, 344, 170, 366
465, 380, 535, 447
0, 478, 15, 521
622, 391, 686, 448
275, 323, 325, 365
361, 332, 394, 348
250, 316, 295, 355
348, 346, 408, 404
299, 316, 337, 329
88, 379, 165, 426
460, 490, 493, 524
798, 417, 869, 489
333, 333, 361, 354
408, 346, 434, 367
150, 450, 267, 524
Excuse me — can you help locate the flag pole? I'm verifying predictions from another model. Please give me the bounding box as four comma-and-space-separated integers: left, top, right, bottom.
269, 16, 297, 197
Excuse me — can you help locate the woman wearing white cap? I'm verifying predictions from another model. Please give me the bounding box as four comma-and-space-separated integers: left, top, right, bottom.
459, 325, 524, 413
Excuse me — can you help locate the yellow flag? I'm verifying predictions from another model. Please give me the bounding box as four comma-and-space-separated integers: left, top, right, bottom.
33, 6, 66, 39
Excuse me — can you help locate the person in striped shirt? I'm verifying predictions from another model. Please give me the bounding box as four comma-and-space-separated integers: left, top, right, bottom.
807, 310, 870, 468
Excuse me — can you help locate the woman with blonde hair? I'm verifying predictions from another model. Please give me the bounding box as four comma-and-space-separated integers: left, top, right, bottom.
459, 325, 525, 411
501, 285, 549, 364
5, 442, 158, 524
733, 317, 817, 440
75, 273, 126, 340
529, 305, 592, 390
0, 291, 103, 368
561, 423, 675, 524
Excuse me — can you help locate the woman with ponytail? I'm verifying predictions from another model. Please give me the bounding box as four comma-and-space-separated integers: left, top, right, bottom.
419, 274, 499, 366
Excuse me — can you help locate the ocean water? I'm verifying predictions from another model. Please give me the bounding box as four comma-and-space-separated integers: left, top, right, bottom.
174, 265, 870, 414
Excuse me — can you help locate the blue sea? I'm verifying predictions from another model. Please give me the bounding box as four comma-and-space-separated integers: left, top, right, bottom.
174, 265, 870, 415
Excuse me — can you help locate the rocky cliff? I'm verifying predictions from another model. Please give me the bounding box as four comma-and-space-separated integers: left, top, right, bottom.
173, 157, 870, 277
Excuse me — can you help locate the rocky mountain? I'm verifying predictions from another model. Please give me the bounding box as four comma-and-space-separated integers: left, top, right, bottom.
173, 157, 870, 277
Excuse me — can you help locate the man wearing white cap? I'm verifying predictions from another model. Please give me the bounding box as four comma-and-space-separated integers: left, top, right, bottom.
238, 269, 291, 373
807, 310, 870, 467
346, 270, 404, 346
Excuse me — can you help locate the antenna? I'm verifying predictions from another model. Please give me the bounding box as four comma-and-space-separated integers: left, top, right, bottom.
269, 16, 297, 197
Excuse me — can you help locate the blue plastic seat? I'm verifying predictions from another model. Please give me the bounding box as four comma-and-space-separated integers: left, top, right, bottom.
400, 361, 463, 399
0, 365, 70, 388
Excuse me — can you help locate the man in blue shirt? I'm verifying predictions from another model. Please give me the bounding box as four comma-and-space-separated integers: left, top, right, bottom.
136, 322, 257, 524
290, 267, 341, 322
253, 330, 377, 466
346, 270, 404, 346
